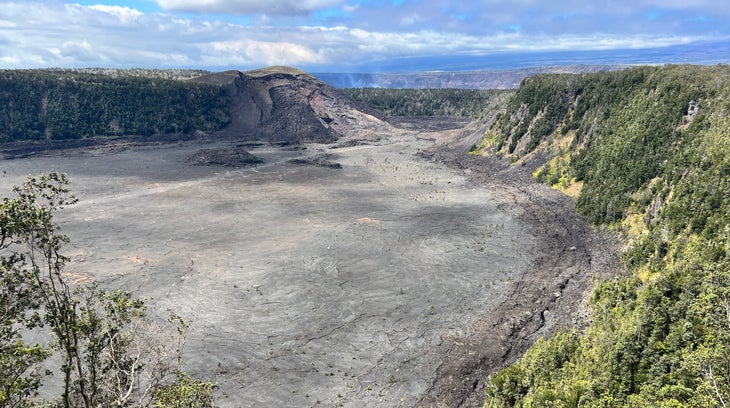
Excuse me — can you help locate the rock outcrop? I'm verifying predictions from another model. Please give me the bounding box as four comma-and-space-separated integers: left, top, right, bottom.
192, 66, 390, 144
187, 146, 263, 167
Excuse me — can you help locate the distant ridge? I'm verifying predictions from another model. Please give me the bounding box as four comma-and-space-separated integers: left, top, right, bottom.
317, 40, 730, 77
314, 65, 626, 89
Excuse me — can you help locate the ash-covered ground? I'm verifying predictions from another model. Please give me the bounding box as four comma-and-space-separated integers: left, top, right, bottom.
0, 124, 621, 407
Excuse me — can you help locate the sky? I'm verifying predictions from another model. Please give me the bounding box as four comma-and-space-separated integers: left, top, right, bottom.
0, 0, 729, 72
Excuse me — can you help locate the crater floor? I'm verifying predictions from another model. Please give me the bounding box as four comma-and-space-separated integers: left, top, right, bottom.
0, 130, 618, 407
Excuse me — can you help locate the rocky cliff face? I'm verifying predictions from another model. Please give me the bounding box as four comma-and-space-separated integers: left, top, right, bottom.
193, 66, 389, 144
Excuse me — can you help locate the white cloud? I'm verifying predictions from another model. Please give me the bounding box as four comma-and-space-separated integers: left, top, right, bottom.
205, 39, 326, 66
87, 4, 143, 24
58, 40, 96, 61
0, 1, 725, 71
154, 0, 346, 15
342, 4, 359, 14
0, 2, 338, 68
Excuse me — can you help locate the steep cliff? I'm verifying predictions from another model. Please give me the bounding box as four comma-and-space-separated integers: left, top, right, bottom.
476, 65, 730, 407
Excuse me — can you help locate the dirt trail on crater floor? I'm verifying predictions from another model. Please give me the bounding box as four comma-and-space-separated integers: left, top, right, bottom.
0, 122, 623, 407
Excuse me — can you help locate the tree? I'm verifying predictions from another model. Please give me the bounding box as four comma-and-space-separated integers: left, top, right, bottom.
0, 172, 215, 407
0, 174, 61, 407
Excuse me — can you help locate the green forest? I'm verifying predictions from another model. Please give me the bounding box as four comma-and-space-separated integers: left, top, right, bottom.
341, 87, 511, 118
476, 65, 730, 407
0, 70, 230, 142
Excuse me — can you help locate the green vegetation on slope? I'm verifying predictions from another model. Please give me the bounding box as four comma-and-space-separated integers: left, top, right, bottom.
477, 65, 730, 407
0, 70, 230, 142
341, 87, 512, 118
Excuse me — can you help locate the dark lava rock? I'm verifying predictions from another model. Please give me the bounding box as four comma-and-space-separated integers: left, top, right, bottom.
329, 138, 376, 149
187, 146, 263, 167
288, 153, 341, 168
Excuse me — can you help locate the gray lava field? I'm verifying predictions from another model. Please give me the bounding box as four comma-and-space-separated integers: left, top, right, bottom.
0, 130, 620, 407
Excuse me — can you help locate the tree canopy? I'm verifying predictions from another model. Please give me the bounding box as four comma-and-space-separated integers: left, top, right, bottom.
479, 64, 730, 407
341, 87, 513, 119
0, 70, 230, 142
